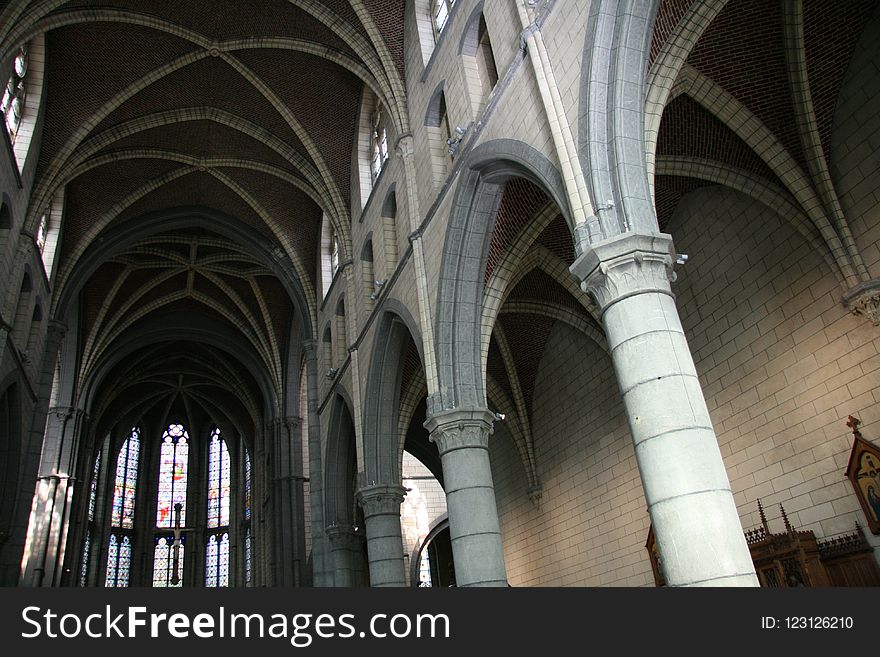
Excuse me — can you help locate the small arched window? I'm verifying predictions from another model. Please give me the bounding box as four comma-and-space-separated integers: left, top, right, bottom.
2, 35, 44, 171
432, 0, 458, 40
462, 14, 499, 116
371, 104, 389, 183
1, 45, 27, 144
425, 87, 454, 187
35, 212, 48, 253
331, 230, 340, 279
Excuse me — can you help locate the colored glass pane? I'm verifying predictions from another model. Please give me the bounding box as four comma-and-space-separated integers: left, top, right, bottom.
205, 532, 229, 587
111, 428, 140, 529
153, 535, 184, 587
207, 428, 230, 528
244, 448, 252, 521
88, 451, 100, 522
105, 534, 131, 587
156, 424, 188, 528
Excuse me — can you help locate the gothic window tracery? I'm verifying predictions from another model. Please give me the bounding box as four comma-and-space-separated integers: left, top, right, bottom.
106, 428, 140, 587
205, 427, 230, 587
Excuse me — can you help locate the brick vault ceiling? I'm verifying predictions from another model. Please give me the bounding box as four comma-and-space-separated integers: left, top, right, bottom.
0, 0, 406, 397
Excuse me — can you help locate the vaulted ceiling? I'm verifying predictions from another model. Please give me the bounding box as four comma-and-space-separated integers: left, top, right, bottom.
0, 0, 407, 425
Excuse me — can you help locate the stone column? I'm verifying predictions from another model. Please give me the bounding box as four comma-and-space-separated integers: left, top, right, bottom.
424, 408, 507, 587
304, 340, 332, 586
570, 232, 758, 587
357, 484, 407, 587
270, 415, 306, 586
325, 524, 361, 587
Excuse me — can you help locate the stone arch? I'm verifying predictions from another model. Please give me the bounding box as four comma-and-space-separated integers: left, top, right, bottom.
432, 139, 569, 412
0, 196, 11, 230
362, 307, 424, 486
323, 393, 358, 529
580, 0, 662, 240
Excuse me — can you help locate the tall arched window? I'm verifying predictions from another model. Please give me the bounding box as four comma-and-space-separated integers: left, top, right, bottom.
1, 45, 27, 144
242, 447, 253, 585
111, 429, 139, 529
156, 424, 188, 528
205, 427, 230, 587
106, 428, 140, 587
80, 451, 101, 586
153, 423, 189, 587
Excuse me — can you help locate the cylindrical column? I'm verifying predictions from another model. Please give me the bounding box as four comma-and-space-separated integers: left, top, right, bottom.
571, 232, 758, 587
325, 525, 357, 587
357, 484, 407, 587
424, 408, 507, 587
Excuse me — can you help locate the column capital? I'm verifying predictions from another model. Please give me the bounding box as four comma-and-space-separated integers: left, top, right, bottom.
423, 407, 495, 456
843, 279, 880, 326
48, 405, 85, 422
47, 318, 67, 338
270, 415, 302, 431
325, 524, 358, 548
356, 484, 406, 518
569, 232, 677, 313
395, 133, 414, 158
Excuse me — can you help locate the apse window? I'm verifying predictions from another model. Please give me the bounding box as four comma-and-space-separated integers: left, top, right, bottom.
153, 423, 189, 587
205, 427, 231, 587
1, 44, 27, 144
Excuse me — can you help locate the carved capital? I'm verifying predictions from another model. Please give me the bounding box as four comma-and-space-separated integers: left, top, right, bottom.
423, 407, 495, 457
395, 134, 415, 158
325, 524, 358, 549
843, 279, 880, 326
356, 484, 406, 518
570, 232, 677, 313
47, 319, 67, 339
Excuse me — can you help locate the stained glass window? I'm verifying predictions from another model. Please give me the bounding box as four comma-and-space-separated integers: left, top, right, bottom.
153, 535, 184, 587
244, 527, 253, 585
1, 45, 27, 143
207, 428, 230, 529
205, 532, 230, 587
244, 447, 252, 521
418, 550, 433, 587
105, 534, 132, 587
88, 451, 100, 522
156, 424, 188, 528
80, 529, 91, 587
111, 428, 140, 529
243, 447, 253, 586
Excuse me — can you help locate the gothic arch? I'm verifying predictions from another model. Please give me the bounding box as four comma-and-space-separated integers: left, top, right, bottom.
361, 306, 424, 486
432, 139, 569, 412
580, 0, 661, 240
323, 393, 358, 529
